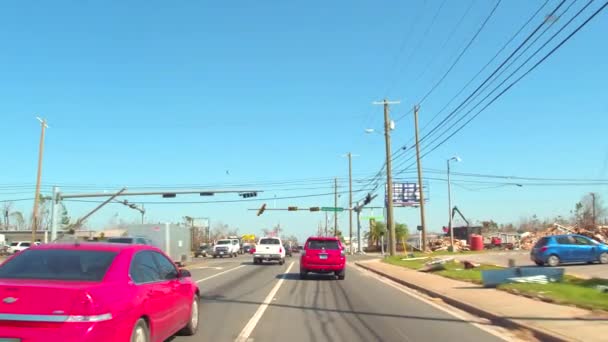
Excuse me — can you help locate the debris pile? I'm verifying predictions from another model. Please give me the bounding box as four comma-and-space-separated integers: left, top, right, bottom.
428, 237, 470, 252
520, 224, 608, 250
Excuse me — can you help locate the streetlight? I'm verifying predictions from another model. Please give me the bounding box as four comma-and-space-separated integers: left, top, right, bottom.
32, 117, 48, 244
447, 156, 461, 253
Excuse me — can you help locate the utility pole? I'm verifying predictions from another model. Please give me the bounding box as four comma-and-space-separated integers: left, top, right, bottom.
31, 117, 48, 244
348, 152, 353, 255
448, 160, 454, 252
414, 105, 428, 251
375, 98, 399, 256
325, 211, 328, 236
591, 192, 597, 227
334, 178, 338, 236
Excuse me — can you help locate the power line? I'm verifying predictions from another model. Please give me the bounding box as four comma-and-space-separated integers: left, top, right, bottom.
397, 0, 607, 172
417, 0, 503, 106
414, 0, 551, 133
409, 0, 567, 151
383, 0, 448, 98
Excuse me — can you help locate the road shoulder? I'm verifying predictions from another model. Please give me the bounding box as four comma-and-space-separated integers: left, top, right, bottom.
355, 259, 608, 342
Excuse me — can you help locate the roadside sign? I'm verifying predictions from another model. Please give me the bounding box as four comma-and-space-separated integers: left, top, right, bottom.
321, 207, 344, 212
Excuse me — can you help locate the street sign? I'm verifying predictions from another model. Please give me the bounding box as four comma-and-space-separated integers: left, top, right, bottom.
362, 216, 384, 220
321, 207, 344, 212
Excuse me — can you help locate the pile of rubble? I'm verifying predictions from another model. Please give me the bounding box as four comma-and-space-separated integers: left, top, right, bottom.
520, 224, 608, 250
428, 237, 470, 252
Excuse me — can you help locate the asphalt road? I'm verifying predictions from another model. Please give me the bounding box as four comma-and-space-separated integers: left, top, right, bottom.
452, 250, 608, 279
172, 254, 523, 342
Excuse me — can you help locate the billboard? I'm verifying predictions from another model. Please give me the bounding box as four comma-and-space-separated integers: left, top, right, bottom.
385, 182, 429, 207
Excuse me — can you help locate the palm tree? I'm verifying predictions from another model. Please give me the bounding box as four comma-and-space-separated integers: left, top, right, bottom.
395, 223, 409, 252
365, 221, 386, 248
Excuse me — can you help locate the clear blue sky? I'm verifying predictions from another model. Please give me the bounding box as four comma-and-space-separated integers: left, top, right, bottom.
1, 0, 607, 242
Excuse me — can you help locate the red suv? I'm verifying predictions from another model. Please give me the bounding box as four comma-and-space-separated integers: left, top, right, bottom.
300, 236, 346, 280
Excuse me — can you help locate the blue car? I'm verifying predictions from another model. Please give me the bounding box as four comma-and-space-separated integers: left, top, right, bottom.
530, 234, 608, 267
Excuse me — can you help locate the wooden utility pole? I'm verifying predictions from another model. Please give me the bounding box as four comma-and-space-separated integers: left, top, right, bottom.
591, 192, 597, 227
348, 152, 353, 255
383, 99, 396, 256
413, 105, 428, 251
32, 117, 48, 243
334, 177, 338, 236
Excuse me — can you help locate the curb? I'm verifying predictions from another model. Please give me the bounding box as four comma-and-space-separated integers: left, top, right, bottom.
355, 262, 569, 342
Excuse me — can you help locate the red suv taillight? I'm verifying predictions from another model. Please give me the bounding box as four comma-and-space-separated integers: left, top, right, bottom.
279, 247, 282, 253
540, 246, 548, 253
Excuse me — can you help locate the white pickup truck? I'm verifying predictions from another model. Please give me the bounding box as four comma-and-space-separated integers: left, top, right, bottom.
212, 239, 240, 258
253, 237, 285, 265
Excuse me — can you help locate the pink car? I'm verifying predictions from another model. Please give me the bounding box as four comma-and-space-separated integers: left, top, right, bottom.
0, 242, 200, 342
300, 236, 346, 280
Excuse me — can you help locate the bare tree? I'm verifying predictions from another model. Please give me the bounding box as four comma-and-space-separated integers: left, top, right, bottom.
10, 211, 25, 230
2, 202, 13, 229
574, 193, 607, 228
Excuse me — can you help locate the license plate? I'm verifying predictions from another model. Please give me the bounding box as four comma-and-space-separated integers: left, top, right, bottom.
219, 252, 224, 254
264, 254, 270, 258
319, 254, 328, 260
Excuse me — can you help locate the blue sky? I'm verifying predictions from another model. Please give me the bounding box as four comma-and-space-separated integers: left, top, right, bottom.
1, 0, 607, 241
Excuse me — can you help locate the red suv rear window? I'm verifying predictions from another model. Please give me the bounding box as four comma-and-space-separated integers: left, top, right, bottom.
307, 240, 340, 250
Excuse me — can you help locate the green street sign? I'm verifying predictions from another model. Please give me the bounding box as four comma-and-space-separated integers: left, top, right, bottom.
362, 216, 384, 220
321, 207, 344, 212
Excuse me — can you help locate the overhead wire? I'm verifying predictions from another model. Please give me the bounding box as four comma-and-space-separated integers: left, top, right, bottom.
395, 0, 603, 172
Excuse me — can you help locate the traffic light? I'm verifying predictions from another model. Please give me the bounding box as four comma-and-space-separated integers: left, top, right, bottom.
288, 206, 298, 211
240, 192, 258, 198
162, 193, 176, 198
363, 193, 373, 206
309, 207, 320, 212
257, 203, 267, 216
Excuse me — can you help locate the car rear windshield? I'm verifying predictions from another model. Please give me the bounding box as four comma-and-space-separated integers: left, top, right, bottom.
534, 237, 550, 248
0, 249, 118, 281
259, 238, 280, 245
107, 238, 134, 244
307, 240, 340, 250
216, 240, 230, 245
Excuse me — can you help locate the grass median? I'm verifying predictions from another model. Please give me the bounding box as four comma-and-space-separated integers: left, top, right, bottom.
383, 256, 501, 284
384, 256, 608, 311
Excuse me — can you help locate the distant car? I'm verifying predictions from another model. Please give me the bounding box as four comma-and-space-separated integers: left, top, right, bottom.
0, 242, 200, 341
7, 241, 32, 254
531, 234, 608, 267
213, 239, 239, 258
106, 236, 155, 246
300, 236, 346, 280
253, 237, 285, 265
194, 244, 212, 258
284, 243, 293, 257
242, 245, 253, 254
291, 245, 300, 253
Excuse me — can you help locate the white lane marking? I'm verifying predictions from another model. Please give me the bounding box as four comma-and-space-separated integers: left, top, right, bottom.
195, 266, 224, 270
196, 265, 247, 283
355, 266, 523, 342
235, 261, 295, 342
